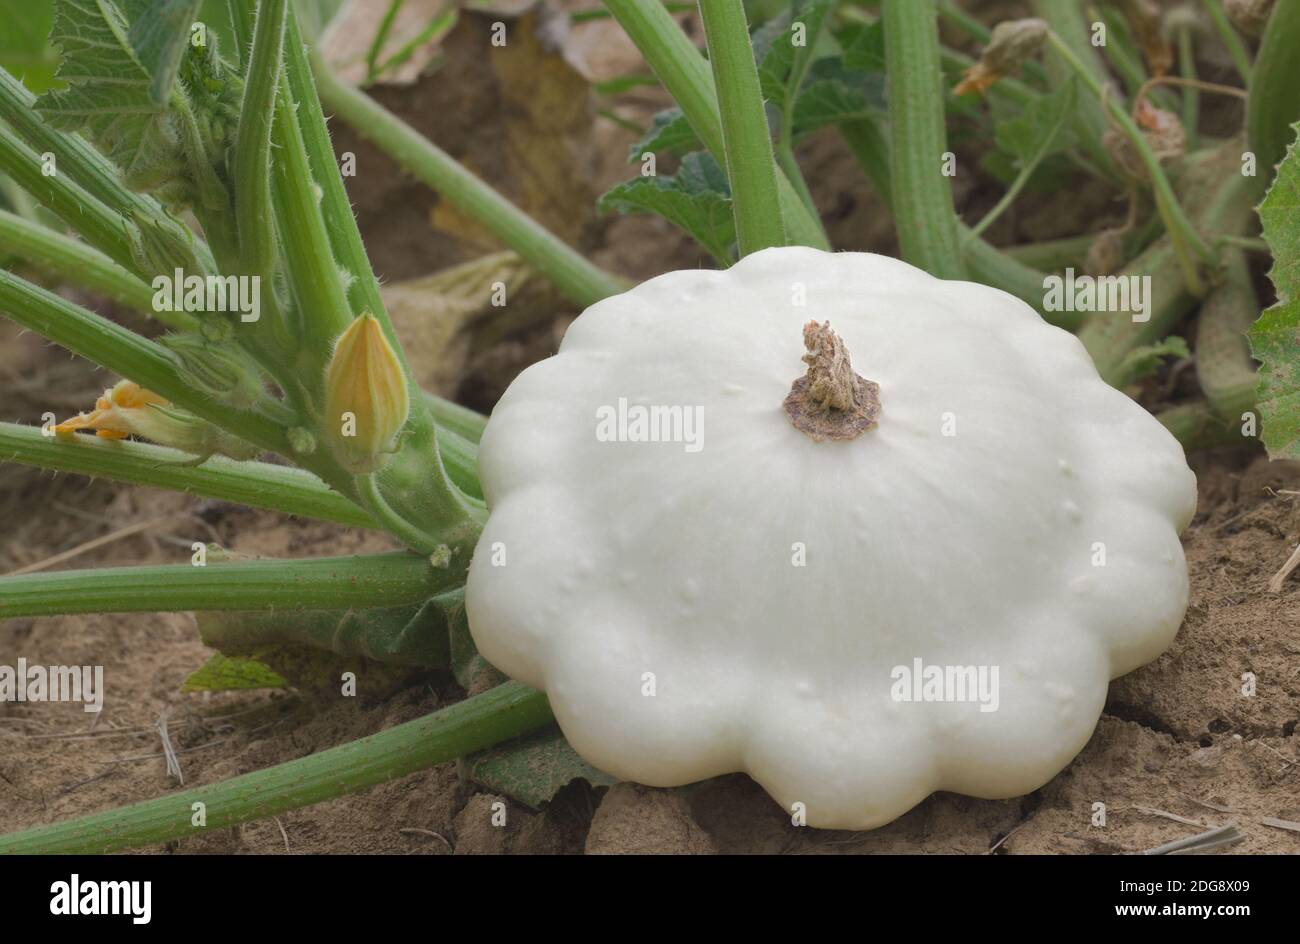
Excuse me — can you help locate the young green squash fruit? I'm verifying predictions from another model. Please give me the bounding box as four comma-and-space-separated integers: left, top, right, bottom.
466, 247, 1196, 830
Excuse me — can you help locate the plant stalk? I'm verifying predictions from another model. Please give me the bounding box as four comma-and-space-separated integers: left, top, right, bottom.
602, 0, 829, 250
309, 53, 629, 309
0, 422, 377, 529
698, 0, 787, 256
881, 0, 966, 279
0, 552, 457, 619
0, 682, 553, 854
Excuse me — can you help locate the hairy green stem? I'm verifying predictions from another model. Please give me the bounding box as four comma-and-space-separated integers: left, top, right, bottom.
426, 394, 486, 444
234, 0, 288, 278
0, 122, 139, 272
310, 54, 629, 309
0, 269, 295, 454
602, 0, 829, 250
270, 78, 353, 357
0, 422, 376, 529
356, 472, 447, 554
0, 552, 456, 619
0, 209, 188, 328
882, 0, 965, 279
0, 682, 553, 854
698, 0, 786, 256
0, 69, 214, 278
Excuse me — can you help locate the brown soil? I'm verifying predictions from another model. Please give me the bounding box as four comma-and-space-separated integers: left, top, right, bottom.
2, 432, 1297, 854
2, 1, 1297, 855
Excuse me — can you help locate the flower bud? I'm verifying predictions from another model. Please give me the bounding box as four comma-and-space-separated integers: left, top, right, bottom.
323, 314, 410, 473
53, 380, 258, 460
954, 18, 1048, 96
160, 333, 264, 410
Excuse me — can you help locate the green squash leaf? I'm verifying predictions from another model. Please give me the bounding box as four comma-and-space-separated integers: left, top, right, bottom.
0, 0, 60, 93
1117, 335, 1190, 383
756, 0, 836, 115
1249, 121, 1300, 458
994, 76, 1077, 168
36, 0, 198, 191
466, 726, 617, 809
131, 0, 202, 105
599, 151, 736, 265
627, 107, 700, 161
182, 653, 286, 692
195, 596, 453, 668
836, 19, 885, 74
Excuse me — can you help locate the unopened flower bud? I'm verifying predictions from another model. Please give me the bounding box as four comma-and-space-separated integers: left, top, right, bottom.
160, 333, 264, 410
954, 18, 1048, 96
324, 314, 410, 473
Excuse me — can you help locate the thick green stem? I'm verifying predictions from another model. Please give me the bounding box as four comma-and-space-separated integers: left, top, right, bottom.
602, 0, 829, 250
0, 209, 188, 327
426, 394, 486, 444
234, 0, 288, 278
0, 121, 139, 272
0, 682, 553, 854
0, 422, 376, 529
698, 0, 786, 256
356, 472, 446, 554
0, 69, 214, 278
1158, 399, 1250, 451
882, 0, 966, 279
0, 269, 295, 455
1246, 0, 1300, 197
271, 78, 353, 356
1201, 0, 1252, 83
1195, 249, 1258, 422
310, 54, 628, 309
0, 552, 455, 619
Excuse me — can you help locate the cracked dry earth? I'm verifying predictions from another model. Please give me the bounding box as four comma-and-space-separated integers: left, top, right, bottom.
0, 435, 1297, 853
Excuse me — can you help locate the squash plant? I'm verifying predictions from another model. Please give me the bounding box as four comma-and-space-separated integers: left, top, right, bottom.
0, 0, 1297, 850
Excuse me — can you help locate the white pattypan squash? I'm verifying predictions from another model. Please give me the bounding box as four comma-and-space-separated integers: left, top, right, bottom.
466, 246, 1196, 830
